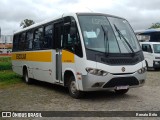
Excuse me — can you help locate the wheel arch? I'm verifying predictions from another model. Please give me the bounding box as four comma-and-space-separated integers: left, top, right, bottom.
22, 64, 28, 76
63, 69, 76, 87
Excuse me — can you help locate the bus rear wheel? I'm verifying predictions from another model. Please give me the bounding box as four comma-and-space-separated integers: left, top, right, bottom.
68, 76, 83, 99
114, 89, 129, 95
23, 69, 32, 84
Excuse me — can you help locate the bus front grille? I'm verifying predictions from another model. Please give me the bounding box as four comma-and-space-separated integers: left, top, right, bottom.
101, 57, 140, 65
103, 77, 139, 88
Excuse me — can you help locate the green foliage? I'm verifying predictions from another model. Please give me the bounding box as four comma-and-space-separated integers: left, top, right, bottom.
20, 19, 35, 28
0, 70, 22, 88
0, 57, 12, 70
0, 70, 21, 81
149, 23, 160, 29
0, 57, 22, 88
0, 57, 11, 62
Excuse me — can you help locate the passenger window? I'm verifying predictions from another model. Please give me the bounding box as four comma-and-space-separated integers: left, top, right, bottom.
33, 27, 43, 49
142, 44, 152, 53
53, 21, 63, 49
63, 17, 75, 52
44, 25, 53, 49
13, 35, 19, 51
19, 33, 26, 51
63, 16, 83, 57
26, 31, 33, 50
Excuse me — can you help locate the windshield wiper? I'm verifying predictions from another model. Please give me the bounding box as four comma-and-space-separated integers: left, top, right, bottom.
101, 25, 109, 56
114, 24, 135, 57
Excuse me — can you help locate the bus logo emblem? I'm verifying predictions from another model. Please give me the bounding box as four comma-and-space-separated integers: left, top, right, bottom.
121, 67, 125, 72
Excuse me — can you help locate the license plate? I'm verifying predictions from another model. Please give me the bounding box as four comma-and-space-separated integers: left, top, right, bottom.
116, 86, 129, 90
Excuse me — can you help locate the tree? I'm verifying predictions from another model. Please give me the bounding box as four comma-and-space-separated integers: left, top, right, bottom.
149, 23, 160, 29
20, 19, 35, 28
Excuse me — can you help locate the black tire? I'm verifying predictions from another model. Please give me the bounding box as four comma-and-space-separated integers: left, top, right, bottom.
68, 76, 83, 99
23, 69, 32, 84
115, 89, 129, 95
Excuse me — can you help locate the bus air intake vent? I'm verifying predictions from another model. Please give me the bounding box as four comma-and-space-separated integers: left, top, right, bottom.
101, 57, 139, 65
103, 77, 139, 88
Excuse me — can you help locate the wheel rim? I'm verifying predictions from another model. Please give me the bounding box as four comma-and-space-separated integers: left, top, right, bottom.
70, 81, 77, 94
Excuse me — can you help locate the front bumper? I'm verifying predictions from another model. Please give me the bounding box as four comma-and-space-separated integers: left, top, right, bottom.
81, 71, 146, 91
153, 61, 160, 68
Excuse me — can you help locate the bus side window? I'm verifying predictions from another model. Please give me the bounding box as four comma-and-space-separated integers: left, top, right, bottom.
53, 21, 63, 49
26, 31, 33, 50
33, 27, 43, 50
44, 24, 53, 49
74, 28, 83, 57
13, 34, 19, 52
19, 32, 26, 51
63, 17, 83, 57
63, 17, 74, 52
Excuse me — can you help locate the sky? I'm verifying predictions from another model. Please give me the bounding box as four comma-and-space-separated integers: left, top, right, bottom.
0, 0, 160, 35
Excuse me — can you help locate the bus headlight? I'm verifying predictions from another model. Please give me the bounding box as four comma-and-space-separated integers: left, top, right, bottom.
86, 67, 108, 76
137, 67, 147, 74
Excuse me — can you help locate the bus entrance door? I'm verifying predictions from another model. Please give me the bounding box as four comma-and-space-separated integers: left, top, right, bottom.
54, 22, 63, 83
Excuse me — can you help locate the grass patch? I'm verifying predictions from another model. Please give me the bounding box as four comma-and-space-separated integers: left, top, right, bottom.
0, 70, 22, 88
0, 57, 22, 88
0, 57, 12, 70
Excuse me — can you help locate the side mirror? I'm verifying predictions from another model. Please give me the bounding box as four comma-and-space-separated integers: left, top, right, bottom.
70, 20, 77, 39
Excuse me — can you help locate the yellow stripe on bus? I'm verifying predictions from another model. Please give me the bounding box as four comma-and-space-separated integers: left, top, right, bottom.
62, 50, 74, 63
12, 51, 52, 62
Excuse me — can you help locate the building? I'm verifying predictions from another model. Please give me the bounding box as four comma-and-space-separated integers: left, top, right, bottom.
135, 29, 160, 42
0, 35, 13, 54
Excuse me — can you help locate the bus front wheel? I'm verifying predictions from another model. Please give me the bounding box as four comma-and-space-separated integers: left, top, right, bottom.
23, 69, 32, 84
68, 76, 83, 99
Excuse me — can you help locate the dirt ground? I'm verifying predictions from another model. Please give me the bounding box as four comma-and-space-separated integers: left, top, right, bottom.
0, 70, 160, 120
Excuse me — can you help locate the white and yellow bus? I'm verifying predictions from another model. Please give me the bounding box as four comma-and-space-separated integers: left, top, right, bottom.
12, 13, 147, 98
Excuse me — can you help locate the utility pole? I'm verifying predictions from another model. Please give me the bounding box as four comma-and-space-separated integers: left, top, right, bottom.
0, 27, 1, 38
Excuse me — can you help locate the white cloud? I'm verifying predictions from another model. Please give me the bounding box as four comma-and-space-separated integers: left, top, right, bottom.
0, 0, 160, 35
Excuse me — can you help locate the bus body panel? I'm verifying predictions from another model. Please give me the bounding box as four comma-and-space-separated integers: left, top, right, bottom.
12, 50, 56, 83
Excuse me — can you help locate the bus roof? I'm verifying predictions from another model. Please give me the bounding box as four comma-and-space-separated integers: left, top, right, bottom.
135, 28, 160, 34
140, 42, 160, 45
14, 12, 125, 35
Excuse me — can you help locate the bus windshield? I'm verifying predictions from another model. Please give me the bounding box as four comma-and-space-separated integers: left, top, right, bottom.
78, 15, 141, 54
153, 44, 160, 53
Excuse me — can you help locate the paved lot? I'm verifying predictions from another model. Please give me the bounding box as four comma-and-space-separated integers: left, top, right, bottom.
0, 70, 160, 120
